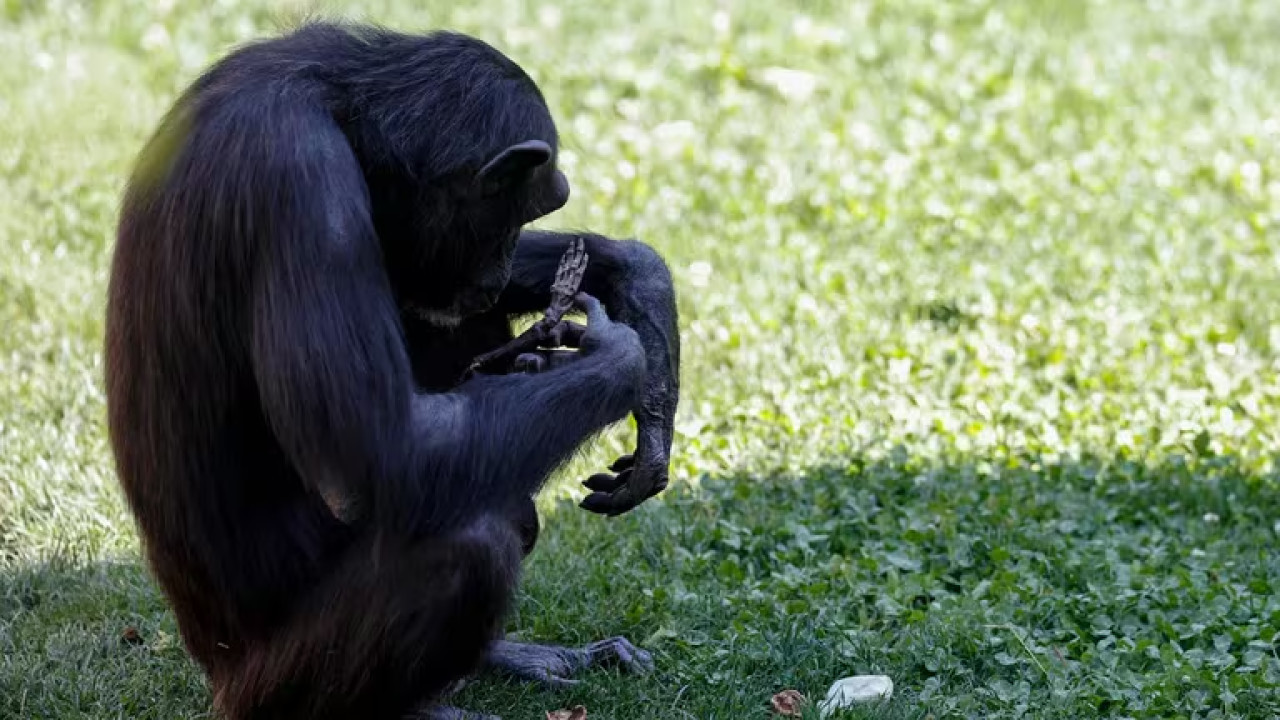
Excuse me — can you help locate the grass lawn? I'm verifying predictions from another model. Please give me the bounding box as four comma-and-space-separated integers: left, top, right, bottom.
3, 0, 1280, 717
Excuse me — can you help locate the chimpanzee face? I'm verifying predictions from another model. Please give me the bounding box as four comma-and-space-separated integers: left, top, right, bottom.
450, 161, 570, 317
399, 143, 569, 327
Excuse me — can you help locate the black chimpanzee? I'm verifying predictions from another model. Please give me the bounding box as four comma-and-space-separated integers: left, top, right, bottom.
105, 22, 679, 720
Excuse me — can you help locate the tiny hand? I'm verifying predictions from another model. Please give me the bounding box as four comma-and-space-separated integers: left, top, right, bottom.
547, 237, 588, 317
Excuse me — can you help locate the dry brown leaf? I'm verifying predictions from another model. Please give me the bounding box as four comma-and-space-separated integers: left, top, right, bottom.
770, 689, 808, 717
120, 626, 144, 646
545, 706, 587, 720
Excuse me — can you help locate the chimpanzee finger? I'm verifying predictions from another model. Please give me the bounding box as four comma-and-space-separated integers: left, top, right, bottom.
578, 490, 626, 515
584, 637, 634, 670
541, 320, 587, 349
584, 637, 655, 674
573, 292, 608, 325
580, 468, 670, 516
609, 454, 635, 472
513, 353, 547, 374
583, 471, 628, 493
568, 238, 588, 277
551, 237, 587, 296
579, 483, 645, 516
633, 645, 656, 673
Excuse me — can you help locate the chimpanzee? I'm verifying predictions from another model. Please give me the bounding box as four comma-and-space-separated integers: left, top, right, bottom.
104, 22, 679, 720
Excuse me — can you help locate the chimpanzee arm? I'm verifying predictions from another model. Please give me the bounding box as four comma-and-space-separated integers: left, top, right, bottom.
407, 294, 645, 529
497, 229, 680, 516
247, 106, 644, 537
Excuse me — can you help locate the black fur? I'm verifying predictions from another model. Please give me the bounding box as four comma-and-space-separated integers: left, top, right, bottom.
106, 22, 679, 720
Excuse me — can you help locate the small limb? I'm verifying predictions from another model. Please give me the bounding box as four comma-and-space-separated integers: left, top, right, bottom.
467, 241, 588, 376
485, 637, 654, 689
546, 236, 588, 319
583, 454, 635, 492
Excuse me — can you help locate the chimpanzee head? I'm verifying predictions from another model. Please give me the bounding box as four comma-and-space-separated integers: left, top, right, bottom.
350, 31, 571, 327
443, 136, 571, 320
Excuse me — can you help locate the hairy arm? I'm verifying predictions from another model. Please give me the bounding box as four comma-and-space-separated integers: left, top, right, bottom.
406, 295, 645, 528
497, 229, 681, 515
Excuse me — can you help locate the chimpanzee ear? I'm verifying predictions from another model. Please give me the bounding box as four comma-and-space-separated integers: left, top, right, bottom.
476, 140, 553, 196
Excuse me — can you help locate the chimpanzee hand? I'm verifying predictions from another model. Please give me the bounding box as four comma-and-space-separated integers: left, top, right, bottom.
580, 450, 669, 516
573, 293, 645, 378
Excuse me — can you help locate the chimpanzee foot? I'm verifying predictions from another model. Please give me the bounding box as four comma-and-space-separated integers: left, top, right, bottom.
485, 638, 654, 688
580, 636, 655, 674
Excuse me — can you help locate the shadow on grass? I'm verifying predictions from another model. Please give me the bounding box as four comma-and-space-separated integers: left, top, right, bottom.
3, 450, 1279, 719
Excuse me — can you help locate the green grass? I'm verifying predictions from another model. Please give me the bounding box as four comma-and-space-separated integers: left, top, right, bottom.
3, 0, 1280, 717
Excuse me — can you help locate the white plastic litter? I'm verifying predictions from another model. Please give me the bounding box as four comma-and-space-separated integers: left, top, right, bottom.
818, 675, 893, 717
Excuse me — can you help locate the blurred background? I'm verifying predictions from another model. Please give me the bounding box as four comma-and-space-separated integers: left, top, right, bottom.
2, 1, 1279, 718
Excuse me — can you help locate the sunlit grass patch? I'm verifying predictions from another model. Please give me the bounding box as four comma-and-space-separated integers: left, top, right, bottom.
2, 0, 1279, 717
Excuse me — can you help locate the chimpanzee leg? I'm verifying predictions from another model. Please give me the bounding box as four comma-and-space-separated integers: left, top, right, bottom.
474, 499, 654, 688
213, 515, 523, 720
